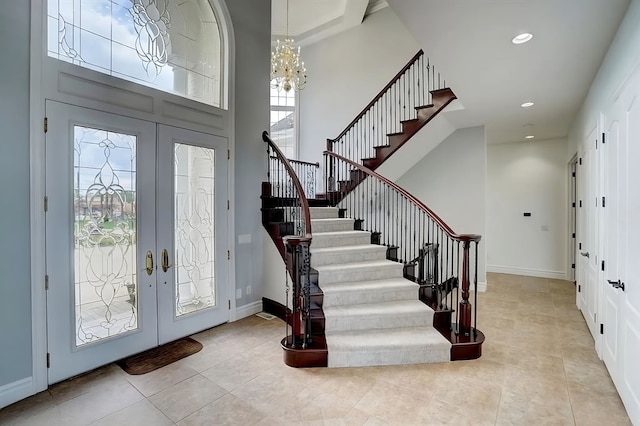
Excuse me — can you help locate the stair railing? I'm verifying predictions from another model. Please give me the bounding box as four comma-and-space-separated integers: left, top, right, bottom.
324, 150, 481, 337
326, 50, 445, 174
263, 131, 313, 349
269, 156, 319, 199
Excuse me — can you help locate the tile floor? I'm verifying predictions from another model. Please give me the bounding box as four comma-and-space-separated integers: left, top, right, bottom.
0, 273, 631, 425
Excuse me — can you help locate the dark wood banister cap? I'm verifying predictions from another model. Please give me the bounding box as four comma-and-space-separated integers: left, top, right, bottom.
263, 131, 313, 238
324, 150, 481, 243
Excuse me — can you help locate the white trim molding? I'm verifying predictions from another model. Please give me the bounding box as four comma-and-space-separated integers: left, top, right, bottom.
0, 377, 33, 409
487, 265, 568, 281
233, 301, 262, 321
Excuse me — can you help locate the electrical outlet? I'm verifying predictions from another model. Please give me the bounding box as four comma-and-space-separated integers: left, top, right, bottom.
236, 288, 242, 299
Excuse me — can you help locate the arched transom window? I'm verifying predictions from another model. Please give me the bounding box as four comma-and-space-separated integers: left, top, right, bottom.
47, 0, 224, 108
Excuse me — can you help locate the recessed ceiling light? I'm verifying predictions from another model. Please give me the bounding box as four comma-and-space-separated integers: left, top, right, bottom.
525, 135, 535, 139
521, 102, 534, 108
512, 33, 533, 44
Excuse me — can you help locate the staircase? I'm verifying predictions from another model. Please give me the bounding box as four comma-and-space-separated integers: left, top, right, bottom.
261, 49, 484, 369
310, 207, 450, 367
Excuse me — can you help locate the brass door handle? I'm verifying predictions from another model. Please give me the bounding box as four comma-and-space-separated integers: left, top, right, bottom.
145, 251, 154, 275
161, 249, 172, 273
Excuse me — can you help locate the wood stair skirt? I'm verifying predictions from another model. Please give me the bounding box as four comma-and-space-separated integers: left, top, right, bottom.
286, 207, 453, 368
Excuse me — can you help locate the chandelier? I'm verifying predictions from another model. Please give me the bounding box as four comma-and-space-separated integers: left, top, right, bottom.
271, 0, 307, 92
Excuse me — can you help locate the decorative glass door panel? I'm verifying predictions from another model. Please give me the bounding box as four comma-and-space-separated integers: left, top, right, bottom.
157, 125, 228, 344
175, 144, 217, 316
73, 126, 138, 345
46, 101, 158, 384
46, 104, 229, 383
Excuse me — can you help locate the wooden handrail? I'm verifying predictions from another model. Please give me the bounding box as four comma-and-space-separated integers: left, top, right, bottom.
329, 50, 424, 144
263, 131, 312, 238
324, 150, 481, 243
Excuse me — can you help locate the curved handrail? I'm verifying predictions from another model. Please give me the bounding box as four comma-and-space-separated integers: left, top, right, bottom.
324, 150, 481, 243
263, 131, 312, 238
329, 50, 425, 144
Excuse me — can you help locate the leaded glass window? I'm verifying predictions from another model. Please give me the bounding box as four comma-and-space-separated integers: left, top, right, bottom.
47, 0, 224, 108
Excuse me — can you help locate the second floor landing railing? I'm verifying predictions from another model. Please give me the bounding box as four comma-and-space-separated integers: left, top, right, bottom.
326, 50, 447, 168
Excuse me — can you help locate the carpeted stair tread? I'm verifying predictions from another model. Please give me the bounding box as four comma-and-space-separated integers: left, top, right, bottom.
326, 327, 451, 367
323, 300, 434, 331
311, 218, 355, 232
321, 278, 418, 307
311, 230, 371, 248
315, 259, 403, 284
326, 327, 450, 351
315, 259, 401, 272
310, 244, 388, 267
309, 207, 340, 219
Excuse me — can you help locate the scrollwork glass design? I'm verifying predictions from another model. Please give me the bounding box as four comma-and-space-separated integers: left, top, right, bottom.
174, 143, 216, 316
73, 126, 138, 346
47, 0, 223, 107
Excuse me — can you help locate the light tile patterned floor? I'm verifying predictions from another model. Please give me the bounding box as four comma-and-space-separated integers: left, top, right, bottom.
0, 273, 631, 425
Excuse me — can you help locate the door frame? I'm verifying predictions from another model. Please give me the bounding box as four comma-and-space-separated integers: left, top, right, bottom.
28, 0, 237, 396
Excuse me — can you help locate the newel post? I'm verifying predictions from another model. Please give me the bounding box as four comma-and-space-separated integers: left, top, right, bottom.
459, 240, 472, 336
283, 236, 312, 348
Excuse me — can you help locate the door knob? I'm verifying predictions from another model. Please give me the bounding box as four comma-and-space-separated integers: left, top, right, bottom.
580, 251, 590, 258
161, 249, 173, 273
145, 251, 154, 275
607, 279, 625, 291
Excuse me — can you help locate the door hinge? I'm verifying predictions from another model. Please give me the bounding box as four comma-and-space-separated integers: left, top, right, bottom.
46, 353, 50, 368
227, 149, 230, 160
572, 202, 576, 208
45, 275, 49, 291
595, 139, 598, 149
602, 132, 606, 144
578, 284, 581, 292
227, 200, 230, 210
227, 250, 230, 260
579, 242, 582, 250
601, 260, 605, 271
572, 172, 576, 177
602, 196, 606, 208
44, 196, 48, 212
571, 263, 575, 269
572, 233, 576, 238
600, 324, 604, 335
579, 200, 582, 208
228, 300, 231, 310
44, 117, 48, 133
579, 157, 582, 165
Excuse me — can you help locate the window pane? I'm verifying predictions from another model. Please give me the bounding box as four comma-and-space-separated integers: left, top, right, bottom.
270, 81, 296, 157
48, 0, 223, 108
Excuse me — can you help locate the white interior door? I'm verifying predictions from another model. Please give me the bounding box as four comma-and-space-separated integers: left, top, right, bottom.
601, 98, 624, 381
618, 69, 640, 423
578, 126, 600, 340
156, 125, 229, 344
45, 103, 230, 383
46, 101, 159, 383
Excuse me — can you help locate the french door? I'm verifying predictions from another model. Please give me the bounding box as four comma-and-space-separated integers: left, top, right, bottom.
45, 101, 229, 383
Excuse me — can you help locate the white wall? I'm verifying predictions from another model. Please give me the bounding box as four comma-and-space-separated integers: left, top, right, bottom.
486, 139, 569, 279
568, 0, 640, 158
226, 0, 271, 310
395, 126, 487, 285
0, 0, 34, 389
298, 7, 420, 165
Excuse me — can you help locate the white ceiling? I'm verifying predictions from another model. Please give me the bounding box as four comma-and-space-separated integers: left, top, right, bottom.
272, 0, 631, 145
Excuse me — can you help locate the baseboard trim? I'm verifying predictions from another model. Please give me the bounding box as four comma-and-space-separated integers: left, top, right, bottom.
234, 301, 262, 321
487, 265, 567, 280
262, 297, 290, 322
0, 377, 33, 409
473, 281, 487, 292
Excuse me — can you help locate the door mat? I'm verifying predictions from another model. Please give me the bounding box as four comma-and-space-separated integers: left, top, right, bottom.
116, 337, 203, 375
